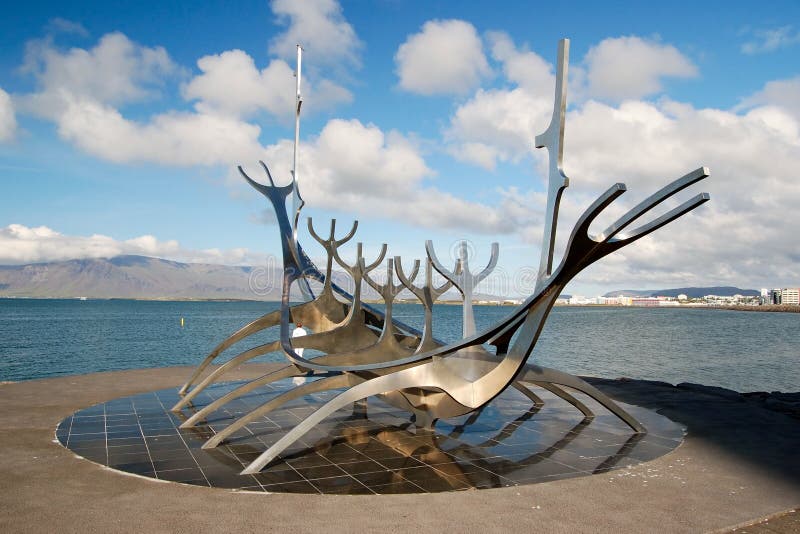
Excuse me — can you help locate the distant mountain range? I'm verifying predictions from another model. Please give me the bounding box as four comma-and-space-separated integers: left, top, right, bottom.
603, 287, 759, 298
0, 255, 282, 300
0, 255, 759, 302
0, 255, 501, 302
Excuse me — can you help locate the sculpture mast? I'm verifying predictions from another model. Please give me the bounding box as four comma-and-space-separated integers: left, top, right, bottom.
292, 44, 314, 301
534, 39, 570, 292
292, 43, 303, 227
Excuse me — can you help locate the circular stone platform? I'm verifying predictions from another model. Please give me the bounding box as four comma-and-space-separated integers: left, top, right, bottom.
57, 378, 683, 494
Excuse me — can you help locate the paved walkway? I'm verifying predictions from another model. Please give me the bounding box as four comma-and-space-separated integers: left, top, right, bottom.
1, 364, 797, 533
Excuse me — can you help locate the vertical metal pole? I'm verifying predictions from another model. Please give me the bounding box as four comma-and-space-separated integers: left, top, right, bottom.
534, 39, 570, 291
292, 44, 303, 232
291, 44, 314, 301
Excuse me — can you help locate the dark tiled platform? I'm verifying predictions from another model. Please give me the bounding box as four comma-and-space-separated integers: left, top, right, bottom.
57, 378, 684, 494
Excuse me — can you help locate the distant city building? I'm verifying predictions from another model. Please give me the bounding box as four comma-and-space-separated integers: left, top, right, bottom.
631, 297, 660, 307
767, 289, 782, 305
552, 287, 796, 307
782, 288, 799, 305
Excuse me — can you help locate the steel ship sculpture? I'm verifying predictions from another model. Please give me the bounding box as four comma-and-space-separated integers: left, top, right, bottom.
173, 39, 710, 475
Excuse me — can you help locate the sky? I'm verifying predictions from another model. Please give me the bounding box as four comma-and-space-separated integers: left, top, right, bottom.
0, 0, 798, 297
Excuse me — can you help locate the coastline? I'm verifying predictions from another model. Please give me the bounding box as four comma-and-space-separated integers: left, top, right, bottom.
3, 296, 799, 312
0, 296, 273, 302
707, 304, 800, 313
555, 303, 800, 313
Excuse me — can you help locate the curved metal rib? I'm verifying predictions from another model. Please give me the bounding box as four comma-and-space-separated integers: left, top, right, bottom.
174, 288, 352, 409
177, 309, 281, 395
511, 382, 545, 408
241, 369, 431, 473
172, 341, 281, 411
179, 365, 308, 428
611, 193, 710, 247
532, 381, 594, 419
203, 373, 359, 449
519, 364, 644, 432
597, 167, 709, 242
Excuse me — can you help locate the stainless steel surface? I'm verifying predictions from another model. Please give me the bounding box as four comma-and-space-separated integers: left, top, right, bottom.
395, 256, 454, 353
175, 38, 710, 475
426, 240, 498, 338
534, 39, 570, 289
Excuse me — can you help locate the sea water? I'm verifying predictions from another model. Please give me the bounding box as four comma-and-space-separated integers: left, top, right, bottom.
0, 299, 796, 392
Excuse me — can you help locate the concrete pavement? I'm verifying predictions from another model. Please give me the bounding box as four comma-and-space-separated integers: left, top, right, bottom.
0, 364, 797, 533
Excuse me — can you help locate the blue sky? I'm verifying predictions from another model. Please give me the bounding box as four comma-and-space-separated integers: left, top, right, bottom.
1, 0, 799, 296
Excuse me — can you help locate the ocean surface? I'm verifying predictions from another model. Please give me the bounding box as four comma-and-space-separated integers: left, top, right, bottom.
0, 299, 796, 392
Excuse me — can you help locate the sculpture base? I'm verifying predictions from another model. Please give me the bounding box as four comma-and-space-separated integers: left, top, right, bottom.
57, 378, 683, 494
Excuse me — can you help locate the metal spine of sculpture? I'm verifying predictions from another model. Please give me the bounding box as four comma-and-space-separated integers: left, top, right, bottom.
174, 38, 710, 475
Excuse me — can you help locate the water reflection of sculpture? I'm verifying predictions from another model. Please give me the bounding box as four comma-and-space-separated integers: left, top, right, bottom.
174, 39, 709, 476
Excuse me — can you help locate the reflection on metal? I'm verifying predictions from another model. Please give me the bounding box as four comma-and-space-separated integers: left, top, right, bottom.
175, 38, 710, 476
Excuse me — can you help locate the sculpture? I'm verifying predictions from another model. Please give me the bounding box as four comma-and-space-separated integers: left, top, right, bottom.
174, 39, 709, 476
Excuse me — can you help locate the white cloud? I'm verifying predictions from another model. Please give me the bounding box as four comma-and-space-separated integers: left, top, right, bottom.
737, 76, 800, 119
447, 88, 551, 169
444, 33, 554, 169
0, 224, 179, 264
446, 35, 699, 170
249, 119, 512, 233
18, 31, 356, 166
486, 31, 553, 94
444, 34, 800, 290
12, 22, 798, 291
0, 224, 267, 266
583, 36, 697, 101
562, 100, 799, 197
17, 33, 265, 166
44, 18, 89, 37
268, 0, 361, 70
183, 51, 294, 119
12, 29, 509, 233
20, 31, 177, 116
395, 19, 490, 96
0, 88, 16, 142
182, 49, 351, 120
55, 95, 265, 165
741, 26, 800, 55
514, 99, 800, 289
